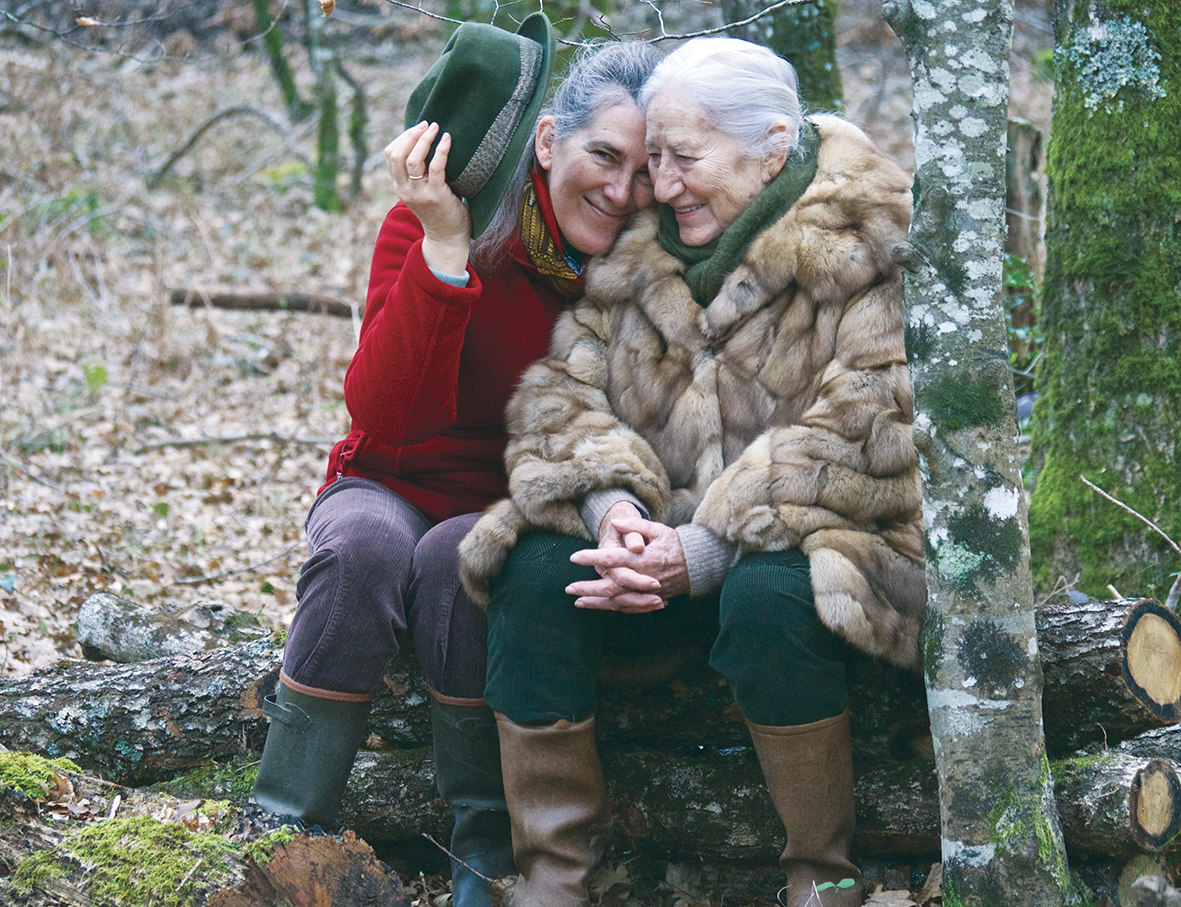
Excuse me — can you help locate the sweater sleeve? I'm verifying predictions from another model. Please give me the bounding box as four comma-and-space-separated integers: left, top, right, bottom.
343, 204, 484, 447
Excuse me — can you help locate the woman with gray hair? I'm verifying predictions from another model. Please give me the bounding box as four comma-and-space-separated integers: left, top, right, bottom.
253, 26, 661, 907
461, 36, 924, 907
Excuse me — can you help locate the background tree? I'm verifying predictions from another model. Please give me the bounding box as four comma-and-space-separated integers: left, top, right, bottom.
722, 0, 844, 111
882, 0, 1079, 901
1027, 0, 1180, 605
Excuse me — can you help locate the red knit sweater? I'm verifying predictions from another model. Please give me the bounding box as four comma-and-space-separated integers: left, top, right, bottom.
320, 202, 568, 522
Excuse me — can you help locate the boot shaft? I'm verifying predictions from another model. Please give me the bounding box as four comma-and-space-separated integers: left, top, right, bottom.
747, 711, 864, 907
431, 698, 515, 907
253, 681, 371, 830
496, 714, 612, 907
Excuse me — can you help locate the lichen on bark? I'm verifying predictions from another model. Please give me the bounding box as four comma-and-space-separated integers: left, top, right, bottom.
884, 0, 1079, 899
1029, 0, 1181, 603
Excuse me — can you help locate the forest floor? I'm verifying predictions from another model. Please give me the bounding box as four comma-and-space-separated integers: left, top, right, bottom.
0, 2, 1052, 902
0, 0, 1054, 678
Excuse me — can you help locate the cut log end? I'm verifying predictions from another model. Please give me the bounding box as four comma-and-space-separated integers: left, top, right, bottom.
1122, 600, 1181, 723
1129, 759, 1181, 852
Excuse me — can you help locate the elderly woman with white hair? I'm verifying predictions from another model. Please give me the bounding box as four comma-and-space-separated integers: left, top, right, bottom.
459, 36, 925, 907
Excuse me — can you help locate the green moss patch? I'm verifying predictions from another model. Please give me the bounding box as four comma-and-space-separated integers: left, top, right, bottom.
58, 815, 238, 907
0, 752, 82, 800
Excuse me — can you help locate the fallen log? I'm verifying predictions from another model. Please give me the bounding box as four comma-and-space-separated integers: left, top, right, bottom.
1039, 596, 1175, 756
169, 288, 359, 319
1122, 599, 1181, 723
211, 745, 1174, 863
0, 638, 281, 783
0, 761, 408, 907
1130, 760, 1181, 852
0, 597, 1169, 784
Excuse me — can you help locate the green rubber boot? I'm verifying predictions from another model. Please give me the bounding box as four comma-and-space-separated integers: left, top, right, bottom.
253, 681, 371, 830
432, 698, 516, 907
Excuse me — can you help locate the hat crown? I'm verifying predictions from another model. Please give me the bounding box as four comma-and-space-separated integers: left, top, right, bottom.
403, 14, 555, 236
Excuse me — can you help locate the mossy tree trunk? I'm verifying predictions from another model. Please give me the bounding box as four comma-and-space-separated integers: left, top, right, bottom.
304, 0, 341, 212
721, 0, 844, 111
251, 0, 314, 123
1027, 0, 1181, 604
882, 0, 1078, 903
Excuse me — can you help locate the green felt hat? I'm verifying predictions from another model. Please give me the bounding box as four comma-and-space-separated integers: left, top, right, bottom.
404, 12, 555, 238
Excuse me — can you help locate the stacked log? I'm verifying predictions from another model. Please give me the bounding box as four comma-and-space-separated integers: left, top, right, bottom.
1, 595, 1179, 886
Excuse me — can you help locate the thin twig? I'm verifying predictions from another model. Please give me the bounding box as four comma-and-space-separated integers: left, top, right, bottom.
135, 432, 337, 454
1080, 474, 1181, 610
421, 833, 496, 884
378, 0, 815, 44
173, 541, 303, 586
1080, 475, 1181, 557
0, 447, 65, 491
176, 857, 204, 892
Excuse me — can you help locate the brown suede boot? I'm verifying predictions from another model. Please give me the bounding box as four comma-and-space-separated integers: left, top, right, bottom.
495, 714, 612, 907
747, 711, 865, 907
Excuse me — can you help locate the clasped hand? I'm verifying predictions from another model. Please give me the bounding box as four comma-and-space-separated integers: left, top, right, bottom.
566, 502, 691, 613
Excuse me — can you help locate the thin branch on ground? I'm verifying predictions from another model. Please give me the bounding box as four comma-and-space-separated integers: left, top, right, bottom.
173, 541, 304, 586
421, 833, 496, 885
1080, 474, 1181, 610
134, 432, 337, 454
148, 107, 295, 190
0, 447, 65, 491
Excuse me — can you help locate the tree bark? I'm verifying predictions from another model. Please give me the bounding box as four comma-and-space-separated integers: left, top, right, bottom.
1028, 0, 1181, 606
881, 0, 1076, 898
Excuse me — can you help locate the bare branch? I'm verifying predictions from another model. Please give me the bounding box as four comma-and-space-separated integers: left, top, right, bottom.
148, 107, 296, 190
1080, 474, 1181, 610
0, 447, 65, 491
172, 541, 304, 586
1080, 475, 1181, 558
377, 0, 817, 45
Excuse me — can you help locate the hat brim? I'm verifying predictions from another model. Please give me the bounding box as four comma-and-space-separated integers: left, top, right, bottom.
466, 12, 555, 238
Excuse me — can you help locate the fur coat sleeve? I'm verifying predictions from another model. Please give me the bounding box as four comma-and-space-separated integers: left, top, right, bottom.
457, 298, 674, 601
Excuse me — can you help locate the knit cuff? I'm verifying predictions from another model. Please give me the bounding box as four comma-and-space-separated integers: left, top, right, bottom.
429, 267, 470, 287
675, 524, 736, 597
580, 489, 649, 538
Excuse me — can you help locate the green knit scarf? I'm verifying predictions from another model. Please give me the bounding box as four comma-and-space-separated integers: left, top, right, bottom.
657, 121, 820, 306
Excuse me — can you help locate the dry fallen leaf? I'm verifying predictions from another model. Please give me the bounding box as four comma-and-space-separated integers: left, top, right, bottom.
320, 0, 335, 17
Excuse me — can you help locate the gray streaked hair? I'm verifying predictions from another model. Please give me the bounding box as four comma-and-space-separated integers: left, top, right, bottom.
639, 37, 805, 160
470, 39, 663, 274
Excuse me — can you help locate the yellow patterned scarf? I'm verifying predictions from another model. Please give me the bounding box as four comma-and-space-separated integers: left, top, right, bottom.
518, 168, 585, 300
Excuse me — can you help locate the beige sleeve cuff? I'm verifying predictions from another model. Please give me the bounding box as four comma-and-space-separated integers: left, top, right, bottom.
675, 523, 737, 597
580, 489, 650, 538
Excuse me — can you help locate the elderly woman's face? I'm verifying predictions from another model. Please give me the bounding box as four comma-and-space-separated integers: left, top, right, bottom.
646, 89, 783, 247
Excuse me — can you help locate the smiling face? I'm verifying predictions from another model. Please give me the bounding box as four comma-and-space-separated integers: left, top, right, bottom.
645, 89, 786, 247
534, 100, 654, 257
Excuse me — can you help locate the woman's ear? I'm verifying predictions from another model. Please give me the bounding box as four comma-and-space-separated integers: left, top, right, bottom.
763, 122, 791, 182
534, 116, 557, 171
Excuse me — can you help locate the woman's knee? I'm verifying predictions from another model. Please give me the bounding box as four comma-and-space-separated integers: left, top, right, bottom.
484, 533, 603, 722
711, 551, 847, 724
307, 480, 428, 580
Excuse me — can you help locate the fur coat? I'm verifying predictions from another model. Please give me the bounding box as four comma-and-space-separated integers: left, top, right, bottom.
459, 116, 927, 671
